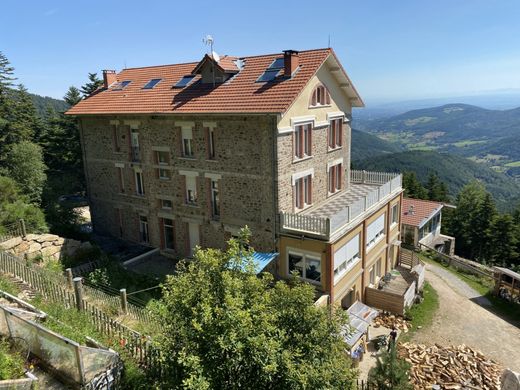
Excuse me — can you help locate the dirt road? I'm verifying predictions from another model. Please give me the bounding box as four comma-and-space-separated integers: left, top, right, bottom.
411, 262, 520, 371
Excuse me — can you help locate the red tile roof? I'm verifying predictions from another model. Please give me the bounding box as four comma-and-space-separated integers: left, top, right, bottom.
66, 48, 346, 115
401, 198, 443, 227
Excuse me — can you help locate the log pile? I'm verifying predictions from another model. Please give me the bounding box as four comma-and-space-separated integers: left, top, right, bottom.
373, 313, 409, 332
399, 342, 502, 389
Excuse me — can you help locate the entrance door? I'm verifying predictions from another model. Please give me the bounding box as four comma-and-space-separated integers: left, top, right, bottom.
341, 288, 355, 309
188, 223, 200, 257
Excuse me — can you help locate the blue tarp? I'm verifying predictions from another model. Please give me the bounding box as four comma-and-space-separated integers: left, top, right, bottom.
251, 252, 278, 274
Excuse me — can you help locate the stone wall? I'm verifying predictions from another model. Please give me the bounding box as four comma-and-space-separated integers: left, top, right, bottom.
0, 234, 91, 260
79, 114, 278, 255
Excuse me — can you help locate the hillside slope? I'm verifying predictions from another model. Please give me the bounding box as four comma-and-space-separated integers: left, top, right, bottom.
351, 129, 402, 161
354, 150, 520, 209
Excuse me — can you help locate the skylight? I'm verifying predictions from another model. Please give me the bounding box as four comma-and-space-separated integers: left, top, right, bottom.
143, 78, 162, 89
173, 75, 195, 88
112, 80, 132, 90
256, 58, 284, 82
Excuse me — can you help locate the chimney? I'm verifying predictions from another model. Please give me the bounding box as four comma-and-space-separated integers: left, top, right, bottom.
283, 50, 299, 77
102, 70, 117, 88
409, 205, 415, 215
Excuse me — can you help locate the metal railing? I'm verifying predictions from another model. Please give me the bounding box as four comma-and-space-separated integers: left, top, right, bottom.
280, 171, 402, 239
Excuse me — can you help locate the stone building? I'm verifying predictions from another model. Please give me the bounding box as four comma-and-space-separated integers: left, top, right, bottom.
67, 48, 403, 307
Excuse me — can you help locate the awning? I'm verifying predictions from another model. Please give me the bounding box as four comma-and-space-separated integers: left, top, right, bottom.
251, 252, 278, 274
344, 301, 379, 347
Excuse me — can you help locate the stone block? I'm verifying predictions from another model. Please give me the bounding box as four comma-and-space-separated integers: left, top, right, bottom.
0, 236, 22, 250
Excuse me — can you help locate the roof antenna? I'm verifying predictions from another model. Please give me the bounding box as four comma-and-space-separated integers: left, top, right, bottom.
203, 34, 217, 87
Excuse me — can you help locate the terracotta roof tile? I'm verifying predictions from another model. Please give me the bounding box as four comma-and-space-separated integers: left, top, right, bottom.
402, 198, 443, 227
66, 49, 332, 115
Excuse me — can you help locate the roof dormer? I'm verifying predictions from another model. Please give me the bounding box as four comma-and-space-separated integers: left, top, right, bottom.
192, 54, 241, 84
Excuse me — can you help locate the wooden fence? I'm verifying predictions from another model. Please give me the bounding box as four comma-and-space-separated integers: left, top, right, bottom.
0, 250, 158, 366
0, 220, 25, 243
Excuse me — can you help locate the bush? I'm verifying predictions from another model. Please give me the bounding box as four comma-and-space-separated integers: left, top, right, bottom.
0, 339, 26, 380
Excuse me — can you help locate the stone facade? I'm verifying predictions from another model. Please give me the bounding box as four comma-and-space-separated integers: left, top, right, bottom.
0, 234, 91, 260
80, 114, 278, 256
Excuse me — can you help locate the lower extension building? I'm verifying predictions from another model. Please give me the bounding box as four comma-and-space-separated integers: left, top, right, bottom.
67, 47, 403, 307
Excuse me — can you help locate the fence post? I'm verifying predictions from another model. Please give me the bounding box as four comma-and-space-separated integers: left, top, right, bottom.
19, 219, 26, 237
362, 170, 366, 184
73, 277, 84, 311
120, 289, 128, 315
65, 268, 74, 289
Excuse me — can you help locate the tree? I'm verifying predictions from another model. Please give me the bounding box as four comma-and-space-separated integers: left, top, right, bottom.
5, 141, 47, 204
403, 172, 427, 199
368, 344, 412, 390
80, 73, 102, 98
425, 172, 449, 202
153, 229, 356, 389
64, 86, 82, 107
471, 192, 496, 262
489, 214, 518, 267
0, 51, 16, 117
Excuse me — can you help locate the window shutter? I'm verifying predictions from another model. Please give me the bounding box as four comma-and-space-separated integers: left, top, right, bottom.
125, 125, 132, 159
338, 119, 343, 146
338, 164, 343, 190
181, 176, 187, 204
206, 178, 212, 218
311, 89, 317, 106
307, 176, 312, 204
325, 89, 331, 105
184, 222, 190, 256
306, 124, 312, 156
204, 127, 210, 160
159, 218, 165, 249
299, 180, 304, 208
299, 127, 304, 158
175, 126, 183, 156
111, 125, 117, 152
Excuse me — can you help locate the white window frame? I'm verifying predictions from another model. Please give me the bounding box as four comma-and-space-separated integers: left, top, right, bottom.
135, 170, 144, 196
294, 175, 312, 210
185, 176, 197, 205
333, 234, 361, 284
139, 215, 149, 243
391, 203, 399, 226
211, 179, 220, 218
158, 168, 171, 180
208, 127, 216, 159
156, 150, 169, 165
287, 249, 322, 285
328, 118, 343, 150
161, 198, 173, 210
182, 127, 194, 158
294, 123, 312, 159
327, 162, 342, 195
366, 213, 386, 250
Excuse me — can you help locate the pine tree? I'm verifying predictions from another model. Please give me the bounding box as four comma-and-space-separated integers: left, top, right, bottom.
403, 171, 428, 199
489, 214, 518, 267
0, 51, 16, 115
64, 86, 81, 107
80, 73, 102, 98
368, 344, 412, 389
426, 172, 450, 202
471, 192, 496, 262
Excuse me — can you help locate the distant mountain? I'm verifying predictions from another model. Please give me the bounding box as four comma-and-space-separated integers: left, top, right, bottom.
29, 93, 69, 117
354, 150, 520, 210
351, 129, 402, 161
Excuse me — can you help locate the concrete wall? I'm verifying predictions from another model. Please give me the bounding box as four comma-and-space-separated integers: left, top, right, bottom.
80, 114, 278, 256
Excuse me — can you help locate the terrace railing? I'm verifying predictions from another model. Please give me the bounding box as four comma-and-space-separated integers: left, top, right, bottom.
280, 171, 402, 239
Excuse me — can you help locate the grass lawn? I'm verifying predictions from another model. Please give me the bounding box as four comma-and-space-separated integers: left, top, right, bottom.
400, 282, 439, 342
419, 252, 520, 324
504, 160, 520, 167
452, 140, 487, 147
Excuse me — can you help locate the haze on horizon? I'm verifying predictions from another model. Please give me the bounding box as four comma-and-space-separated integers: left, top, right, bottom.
2, 0, 520, 104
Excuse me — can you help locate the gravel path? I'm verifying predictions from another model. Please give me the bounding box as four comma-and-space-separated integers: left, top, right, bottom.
411, 262, 520, 371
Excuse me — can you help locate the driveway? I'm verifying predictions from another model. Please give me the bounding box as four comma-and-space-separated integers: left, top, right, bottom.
411, 262, 520, 372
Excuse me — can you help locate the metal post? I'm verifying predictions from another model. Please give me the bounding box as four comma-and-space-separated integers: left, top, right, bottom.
73, 277, 84, 311
120, 289, 128, 315
20, 219, 26, 237
65, 268, 74, 289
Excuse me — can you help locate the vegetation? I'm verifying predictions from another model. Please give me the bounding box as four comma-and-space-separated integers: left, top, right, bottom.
355, 150, 520, 210
152, 230, 357, 389
351, 128, 402, 161
368, 344, 412, 390
0, 340, 25, 380
400, 282, 439, 342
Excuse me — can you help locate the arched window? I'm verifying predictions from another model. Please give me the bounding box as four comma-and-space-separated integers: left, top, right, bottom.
310, 84, 331, 107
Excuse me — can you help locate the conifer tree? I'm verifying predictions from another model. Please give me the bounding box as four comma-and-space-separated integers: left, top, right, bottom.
403, 171, 428, 199
64, 86, 81, 107
471, 192, 496, 262
426, 172, 450, 202
368, 344, 412, 389
489, 214, 518, 267
0, 51, 16, 116
80, 73, 102, 98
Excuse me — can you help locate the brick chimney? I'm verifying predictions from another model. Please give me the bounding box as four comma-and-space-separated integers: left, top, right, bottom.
102, 70, 117, 88
283, 50, 299, 77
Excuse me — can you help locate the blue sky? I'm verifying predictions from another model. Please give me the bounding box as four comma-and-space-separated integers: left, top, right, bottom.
2, 0, 520, 104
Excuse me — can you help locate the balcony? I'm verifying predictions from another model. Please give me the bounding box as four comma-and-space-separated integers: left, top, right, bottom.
280, 170, 402, 240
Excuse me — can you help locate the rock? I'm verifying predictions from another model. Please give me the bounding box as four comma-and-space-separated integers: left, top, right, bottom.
53, 237, 65, 245
24, 234, 39, 241
501, 369, 520, 390
0, 236, 22, 250
41, 241, 53, 248
15, 241, 30, 254
36, 234, 59, 243
41, 245, 61, 258
27, 242, 42, 254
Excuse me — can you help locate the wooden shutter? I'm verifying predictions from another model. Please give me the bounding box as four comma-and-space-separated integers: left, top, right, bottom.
181, 176, 187, 204
206, 178, 212, 219
307, 176, 312, 204
311, 89, 317, 106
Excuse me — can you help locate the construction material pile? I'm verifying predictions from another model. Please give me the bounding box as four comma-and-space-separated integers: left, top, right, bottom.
399, 342, 502, 389
373, 313, 409, 332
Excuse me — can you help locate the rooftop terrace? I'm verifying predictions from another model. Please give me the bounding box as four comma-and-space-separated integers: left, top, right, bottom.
280, 170, 402, 241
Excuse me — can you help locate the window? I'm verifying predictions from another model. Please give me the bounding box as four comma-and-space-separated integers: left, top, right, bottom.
162, 218, 175, 250
139, 216, 149, 243
369, 267, 375, 285
294, 175, 312, 210
143, 78, 162, 89
294, 123, 312, 159
182, 127, 194, 157
112, 80, 131, 90
391, 203, 399, 225
156, 151, 169, 165
288, 252, 321, 283
185, 176, 197, 204
174, 75, 196, 88
112, 125, 121, 152
328, 118, 343, 149
158, 168, 171, 180
376, 258, 382, 278
328, 163, 342, 194
135, 171, 144, 195
334, 234, 361, 283
117, 166, 125, 193
161, 199, 173, 210
366, 213, 386, 249
130, 131, 140, 162
210, 179, 220, 219
257, 58, 284, 82
207, 128, 216, 159
310, 85, 331, 106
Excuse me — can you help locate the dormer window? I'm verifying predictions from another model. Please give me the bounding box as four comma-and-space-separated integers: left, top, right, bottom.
310, 85, 331, 107
143, 78, 162, 89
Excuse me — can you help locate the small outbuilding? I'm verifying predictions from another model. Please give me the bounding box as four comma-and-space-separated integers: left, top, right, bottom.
493, 267, 520, 304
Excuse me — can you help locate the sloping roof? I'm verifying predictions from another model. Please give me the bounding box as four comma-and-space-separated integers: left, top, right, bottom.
66, 48, 362, 115
402, 198, 443, 228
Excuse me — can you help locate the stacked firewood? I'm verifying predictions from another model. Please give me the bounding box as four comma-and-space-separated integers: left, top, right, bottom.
399, 342, 502, 390
373, 313, 409, 332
